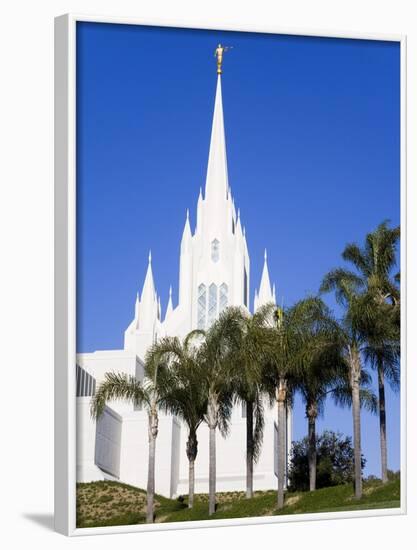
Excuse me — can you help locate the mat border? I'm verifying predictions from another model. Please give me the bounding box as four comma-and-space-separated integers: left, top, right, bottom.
54, 13, 407, 536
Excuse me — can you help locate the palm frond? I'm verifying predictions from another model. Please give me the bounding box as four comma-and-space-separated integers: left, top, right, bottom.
342, 243, 370, 277
320, 269, 364, 306
252, 394, 265, 463
90, 372, 147, 419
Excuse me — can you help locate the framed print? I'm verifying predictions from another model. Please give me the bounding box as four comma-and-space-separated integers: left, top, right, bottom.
54, 14, 406, 536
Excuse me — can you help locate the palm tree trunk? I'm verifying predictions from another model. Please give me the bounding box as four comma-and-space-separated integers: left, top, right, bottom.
276, 380, 287, 509
146, 410, 158, 523
351, 361, 362, 499
246, 400, 254, 499
188, 458, 195, 509
207, 396, 218, 516
186, 428, 198, 508
377, 359, 388, 483
307, 401, 318, 492
209, 424, 216, 515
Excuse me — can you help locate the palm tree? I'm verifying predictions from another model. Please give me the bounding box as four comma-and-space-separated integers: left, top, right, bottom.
292, 297, 343, 492
197, 307, 243, 515
293, 296, 378, 493
231, 304, 272, 498
362, 299, 400, 482
90, 359, 172, 523
320, 270, 373, 499
324, 221, 400, 483
145, 334, 207, 508
262, 301, 307, 509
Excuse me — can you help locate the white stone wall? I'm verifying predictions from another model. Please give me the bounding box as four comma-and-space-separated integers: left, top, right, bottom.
76, 398, 104, 483
95, 406, 122, 478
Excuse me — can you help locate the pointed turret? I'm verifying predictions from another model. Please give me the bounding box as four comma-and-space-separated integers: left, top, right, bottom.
195, 187, 204, 235
254, 288, 259, 312
181, 209, 192, 251
134, 292, 140, 328
165, 285, 173, 320
139, 251, 158, 329
236, 209, 242, 237
179, 209, 192, 317
256, 249, 275, 311
141, 251, 155, 299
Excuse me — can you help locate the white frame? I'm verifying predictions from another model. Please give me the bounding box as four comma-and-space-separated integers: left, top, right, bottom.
54, 13, 407, 536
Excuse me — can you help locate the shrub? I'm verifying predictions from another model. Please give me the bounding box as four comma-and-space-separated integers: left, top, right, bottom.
288, 430, 366, 491
387, 469, 400, 481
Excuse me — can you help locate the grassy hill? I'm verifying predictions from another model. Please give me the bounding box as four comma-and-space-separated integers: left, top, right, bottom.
76, 478, 400, 528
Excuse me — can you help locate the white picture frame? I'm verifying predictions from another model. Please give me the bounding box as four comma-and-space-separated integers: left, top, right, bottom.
54, 13, 407, 536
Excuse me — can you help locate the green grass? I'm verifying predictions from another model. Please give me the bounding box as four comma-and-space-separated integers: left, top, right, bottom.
76, 478, 400, 528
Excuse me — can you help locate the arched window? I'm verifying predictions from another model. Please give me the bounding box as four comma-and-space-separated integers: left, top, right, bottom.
208, 283, 217, 326
211, 239, 220, 263
197, 283, 206, 329
219, 283, 228, 314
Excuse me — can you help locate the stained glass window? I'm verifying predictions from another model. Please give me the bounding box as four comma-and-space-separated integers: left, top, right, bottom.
243, 267, 248, 307
208, 283, 217, 326
197, 283, 207, 329
211, 239, 220, 263
219, 283, 228, 314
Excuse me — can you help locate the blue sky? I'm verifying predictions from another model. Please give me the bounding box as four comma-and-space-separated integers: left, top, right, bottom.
76, 22, 400, 476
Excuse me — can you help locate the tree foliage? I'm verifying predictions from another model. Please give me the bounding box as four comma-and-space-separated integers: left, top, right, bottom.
288, 431, 366, 492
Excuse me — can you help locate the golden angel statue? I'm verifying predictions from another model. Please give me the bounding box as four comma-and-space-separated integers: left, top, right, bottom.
214, 43, 233, 74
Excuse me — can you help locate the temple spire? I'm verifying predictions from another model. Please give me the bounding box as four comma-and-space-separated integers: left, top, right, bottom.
204, 75, 229, 204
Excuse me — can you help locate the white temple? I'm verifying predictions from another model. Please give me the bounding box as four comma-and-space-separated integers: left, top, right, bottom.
76, 67, 292, 498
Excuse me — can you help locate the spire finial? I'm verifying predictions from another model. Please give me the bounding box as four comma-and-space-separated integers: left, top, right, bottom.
169, 285, 172, 297
264, 248, 268, 262
186, 208, 189, 220
148, 250, 152, 264
214, 44, 232, 75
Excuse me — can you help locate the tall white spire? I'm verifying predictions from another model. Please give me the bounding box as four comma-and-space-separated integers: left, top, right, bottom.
255, 249, 275, 311
205, 75, 229, 204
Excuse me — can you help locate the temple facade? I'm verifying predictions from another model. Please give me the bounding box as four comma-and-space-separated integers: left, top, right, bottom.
76, 71, 292, 498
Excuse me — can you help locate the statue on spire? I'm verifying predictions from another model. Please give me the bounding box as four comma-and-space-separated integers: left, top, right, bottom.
214, 43, 232, 75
